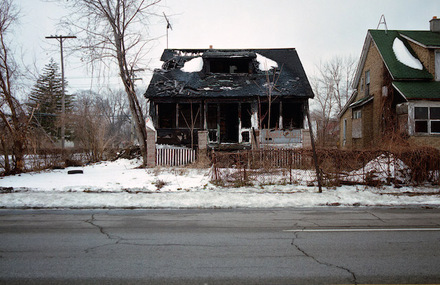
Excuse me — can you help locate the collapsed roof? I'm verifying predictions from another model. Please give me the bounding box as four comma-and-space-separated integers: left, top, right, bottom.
145, 48, 314, 100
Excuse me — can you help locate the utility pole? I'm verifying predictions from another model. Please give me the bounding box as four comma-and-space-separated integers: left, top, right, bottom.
45, 35, 76, 149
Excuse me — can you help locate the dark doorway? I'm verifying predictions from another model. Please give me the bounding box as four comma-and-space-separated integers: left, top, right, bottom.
220, 103, 239, 143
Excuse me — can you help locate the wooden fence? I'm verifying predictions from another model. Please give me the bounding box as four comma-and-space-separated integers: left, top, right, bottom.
210, 148, 440, 186
156, 147, 197, 166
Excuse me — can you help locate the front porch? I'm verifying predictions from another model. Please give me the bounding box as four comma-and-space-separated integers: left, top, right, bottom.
149, 98, 309, 150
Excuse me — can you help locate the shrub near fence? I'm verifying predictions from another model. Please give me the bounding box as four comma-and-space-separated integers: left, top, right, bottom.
211, 148, 440, 187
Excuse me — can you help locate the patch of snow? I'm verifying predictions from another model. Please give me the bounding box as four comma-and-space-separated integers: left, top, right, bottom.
182, 57, 203, 72
392, 38, 423, 70
177, 51, 202, 57
256, 53, 278, 71
349, 154, 410, 184
0, 158, 439, 209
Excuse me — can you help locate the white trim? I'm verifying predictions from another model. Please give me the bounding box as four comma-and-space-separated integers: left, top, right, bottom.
400, 33, 440, 49
407, 101, 440, 135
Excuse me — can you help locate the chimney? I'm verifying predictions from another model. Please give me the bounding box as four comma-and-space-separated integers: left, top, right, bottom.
430, 16, 440, 32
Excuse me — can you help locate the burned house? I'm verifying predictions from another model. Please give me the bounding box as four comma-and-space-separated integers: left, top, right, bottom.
145, 48, 314, 150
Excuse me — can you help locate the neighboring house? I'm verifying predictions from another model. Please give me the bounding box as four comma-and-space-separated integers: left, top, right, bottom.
145, 48, 314, 150
339, 17, 440, 149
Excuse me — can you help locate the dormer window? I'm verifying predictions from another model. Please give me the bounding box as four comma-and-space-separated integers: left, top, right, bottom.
203, 51, 256, 74
208, 58, 253, 74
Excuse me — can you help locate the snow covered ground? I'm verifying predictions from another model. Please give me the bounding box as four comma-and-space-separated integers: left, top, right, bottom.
0, 158, 439, 209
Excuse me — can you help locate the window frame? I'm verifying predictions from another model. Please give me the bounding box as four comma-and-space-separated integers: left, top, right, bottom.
365, 70, 370, 96
414, 106, 440, 134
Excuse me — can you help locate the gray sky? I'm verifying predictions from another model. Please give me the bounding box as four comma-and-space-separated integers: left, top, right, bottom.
13, 0, 440, 93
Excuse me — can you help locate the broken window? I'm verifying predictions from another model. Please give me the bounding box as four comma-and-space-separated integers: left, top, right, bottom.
157, 103, 176, 128
241, 103, 252, 128
260, 102, 280, 129
208, 58, 253, 74
220, 103, 239, 143
178, 103, 202, 129
207, 104, 219, 142
282, 102, 303, 129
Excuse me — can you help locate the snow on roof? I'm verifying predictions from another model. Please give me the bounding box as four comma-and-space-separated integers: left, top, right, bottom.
182, 56, 203, 72
392, 38, 423, 70
256, 53, 278, 71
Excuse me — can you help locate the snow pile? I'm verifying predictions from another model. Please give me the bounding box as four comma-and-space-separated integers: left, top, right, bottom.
349, 154, 410, 184
256, 53, 278, 71
182, 57, 203, 72
392, 38, 423, 70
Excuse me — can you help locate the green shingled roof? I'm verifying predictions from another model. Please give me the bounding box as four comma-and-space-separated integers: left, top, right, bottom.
399, 31, 440, 47
369, 30, 433, 80
349, 95, 373, 108
393, 81, 440, 100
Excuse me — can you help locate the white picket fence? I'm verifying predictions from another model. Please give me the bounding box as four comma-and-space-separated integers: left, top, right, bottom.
156, 147, 197, 166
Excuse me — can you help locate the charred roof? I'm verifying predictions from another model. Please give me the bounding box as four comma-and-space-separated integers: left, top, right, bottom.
145, 48, 314, 100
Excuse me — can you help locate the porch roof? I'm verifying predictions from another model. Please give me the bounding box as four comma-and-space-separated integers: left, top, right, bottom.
145, 48, 314, 100
393, 81, 440, 100
349, 95, 374, 108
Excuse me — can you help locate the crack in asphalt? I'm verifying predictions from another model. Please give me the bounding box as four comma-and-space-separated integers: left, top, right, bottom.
290, 232, 358, 285
84, 214, 123, 253
367, 211, 386, 223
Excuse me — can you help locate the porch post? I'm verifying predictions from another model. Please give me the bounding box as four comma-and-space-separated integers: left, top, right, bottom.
203, 101, 208, 130
279, 101, 283, 129
176, 103, 179, 128
238, 103, 242, 143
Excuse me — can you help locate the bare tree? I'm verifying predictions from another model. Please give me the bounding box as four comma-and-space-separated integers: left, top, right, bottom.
59, 0, 161, 166
71, 89, 132, 161
0, 0, 31, 174
311, 55, 357, 146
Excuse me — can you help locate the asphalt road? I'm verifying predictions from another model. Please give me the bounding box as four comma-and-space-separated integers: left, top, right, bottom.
1, 207, 440, 284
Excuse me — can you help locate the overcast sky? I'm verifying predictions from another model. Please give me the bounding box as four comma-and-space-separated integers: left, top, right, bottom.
13, 0, 440, 94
